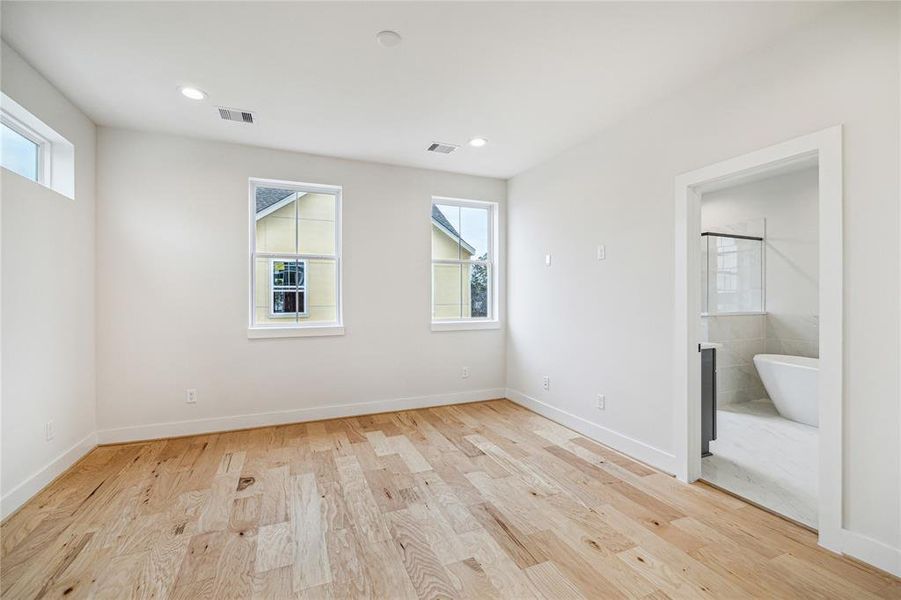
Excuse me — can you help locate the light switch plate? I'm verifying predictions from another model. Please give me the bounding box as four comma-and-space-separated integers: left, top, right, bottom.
597, 245, 606, 260
545, 253, 552, 267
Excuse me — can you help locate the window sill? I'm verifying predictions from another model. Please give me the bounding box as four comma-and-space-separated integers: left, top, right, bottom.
247, 325, 344, 339
431, 320, 502, 332
700, 312, 767, 318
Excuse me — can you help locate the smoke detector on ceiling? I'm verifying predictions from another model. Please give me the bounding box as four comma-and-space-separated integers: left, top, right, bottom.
218, 107, 255, 124
427, 142, 459, 154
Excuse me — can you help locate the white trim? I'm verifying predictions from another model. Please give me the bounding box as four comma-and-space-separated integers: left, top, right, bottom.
431, 258, 491, 266
250, 177, 342, 196
898, 6, 901, 577
431, 319, 501, 332
700, 312, 767, 318
255, 251, 335, 260
247, 325, 344, 338
97, 388, 506, 444
673, 126, 844, 554
1, 432, 97, 520
840, 529, 901, 577
506, 388, 676, 474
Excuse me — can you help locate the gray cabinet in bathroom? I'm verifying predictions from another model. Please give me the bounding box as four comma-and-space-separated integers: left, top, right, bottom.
701, 347, 717, 457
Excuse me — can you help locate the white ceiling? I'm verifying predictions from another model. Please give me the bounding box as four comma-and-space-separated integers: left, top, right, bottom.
1, 2, 829, 178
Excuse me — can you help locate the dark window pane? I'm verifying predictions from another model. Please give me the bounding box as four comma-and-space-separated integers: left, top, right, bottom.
469, 263, 489, 318
272, 260, 305, 288
272, 291, 298, 314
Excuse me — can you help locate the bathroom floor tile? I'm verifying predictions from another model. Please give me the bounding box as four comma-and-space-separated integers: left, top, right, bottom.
702, 399, 818, 529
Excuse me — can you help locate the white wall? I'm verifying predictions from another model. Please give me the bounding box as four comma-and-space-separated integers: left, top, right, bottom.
506, 2, 900, 565
1, 41, 97, 517
95, 128, 506, 441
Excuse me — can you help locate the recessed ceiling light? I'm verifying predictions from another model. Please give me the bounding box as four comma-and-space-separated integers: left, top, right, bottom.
179, 86, 207, 101
468, 137, 488, 148
376, 30, 402, 47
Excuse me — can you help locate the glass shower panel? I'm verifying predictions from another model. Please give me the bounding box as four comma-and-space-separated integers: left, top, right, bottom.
703, 234, 764, 314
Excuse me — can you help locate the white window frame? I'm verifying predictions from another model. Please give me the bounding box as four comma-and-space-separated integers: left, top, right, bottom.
1, 92, 74, 198
430, 196, 500, 331
248, 178, 343, 338
1, 109, 51, 185
268, 257, 308, 318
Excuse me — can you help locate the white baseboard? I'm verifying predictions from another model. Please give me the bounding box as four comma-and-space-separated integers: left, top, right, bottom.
97, 388, 507, 444
1, 432, 97, 520
505, 388, 676, 474
840, 528, 901, 577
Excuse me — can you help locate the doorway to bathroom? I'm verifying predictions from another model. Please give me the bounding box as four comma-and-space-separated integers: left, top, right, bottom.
672, 127, 844, 553
699, 164, 819, 529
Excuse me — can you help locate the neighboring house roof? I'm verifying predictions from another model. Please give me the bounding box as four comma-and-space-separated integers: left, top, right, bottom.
256, 187, 294, 213
255, 187, 307, 220
432, 205, 477, 255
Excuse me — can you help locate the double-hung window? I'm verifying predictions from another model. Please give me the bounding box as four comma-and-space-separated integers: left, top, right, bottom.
431, 197, 498, 329
249, 179, 342, 337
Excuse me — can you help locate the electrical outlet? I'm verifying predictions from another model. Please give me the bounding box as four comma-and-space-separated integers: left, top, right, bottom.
596, 394, 606, 410
542, 376, 550, 391
461, 366, 470, 379
186, 389, 198, 404
597, 245, 606, 261
545, 253, 552, 267
45, 420, 54, 441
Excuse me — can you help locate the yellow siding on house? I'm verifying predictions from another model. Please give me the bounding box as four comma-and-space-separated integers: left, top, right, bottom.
254, 193, 338, 324
431, 223, 473, 319
432, 222, 460, 259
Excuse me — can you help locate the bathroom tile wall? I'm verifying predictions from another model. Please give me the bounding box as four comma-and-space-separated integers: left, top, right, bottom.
765, 313, 819, 358
702, 314, 768, 405
702, 313, 819, 405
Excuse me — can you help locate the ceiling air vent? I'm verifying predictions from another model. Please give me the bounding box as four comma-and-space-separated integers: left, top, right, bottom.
218, 107, 255, 124
427, 142, 459, 154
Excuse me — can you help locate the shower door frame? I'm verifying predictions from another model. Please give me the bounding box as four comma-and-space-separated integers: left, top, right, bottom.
672, 126, 843, 554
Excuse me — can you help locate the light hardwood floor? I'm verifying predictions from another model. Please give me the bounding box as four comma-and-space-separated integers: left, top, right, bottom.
2, 400, 898, 599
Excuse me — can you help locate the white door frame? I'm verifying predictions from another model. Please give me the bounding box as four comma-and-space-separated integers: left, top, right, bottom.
672, 126, 843, 552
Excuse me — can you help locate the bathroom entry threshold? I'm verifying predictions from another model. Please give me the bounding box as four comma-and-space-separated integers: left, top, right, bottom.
697, 478, 818, 534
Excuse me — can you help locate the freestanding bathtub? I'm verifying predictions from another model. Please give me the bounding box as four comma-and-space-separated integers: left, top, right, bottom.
753, 354, 819, 427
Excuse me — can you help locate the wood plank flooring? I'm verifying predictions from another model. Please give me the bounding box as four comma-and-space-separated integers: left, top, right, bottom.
2, 400, 898, 599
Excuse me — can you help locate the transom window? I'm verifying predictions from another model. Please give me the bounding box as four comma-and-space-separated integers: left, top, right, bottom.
431, 197, 497, 323
250, 179, 341, 333
1, 92, 75, 198
1, 111, 46, 183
